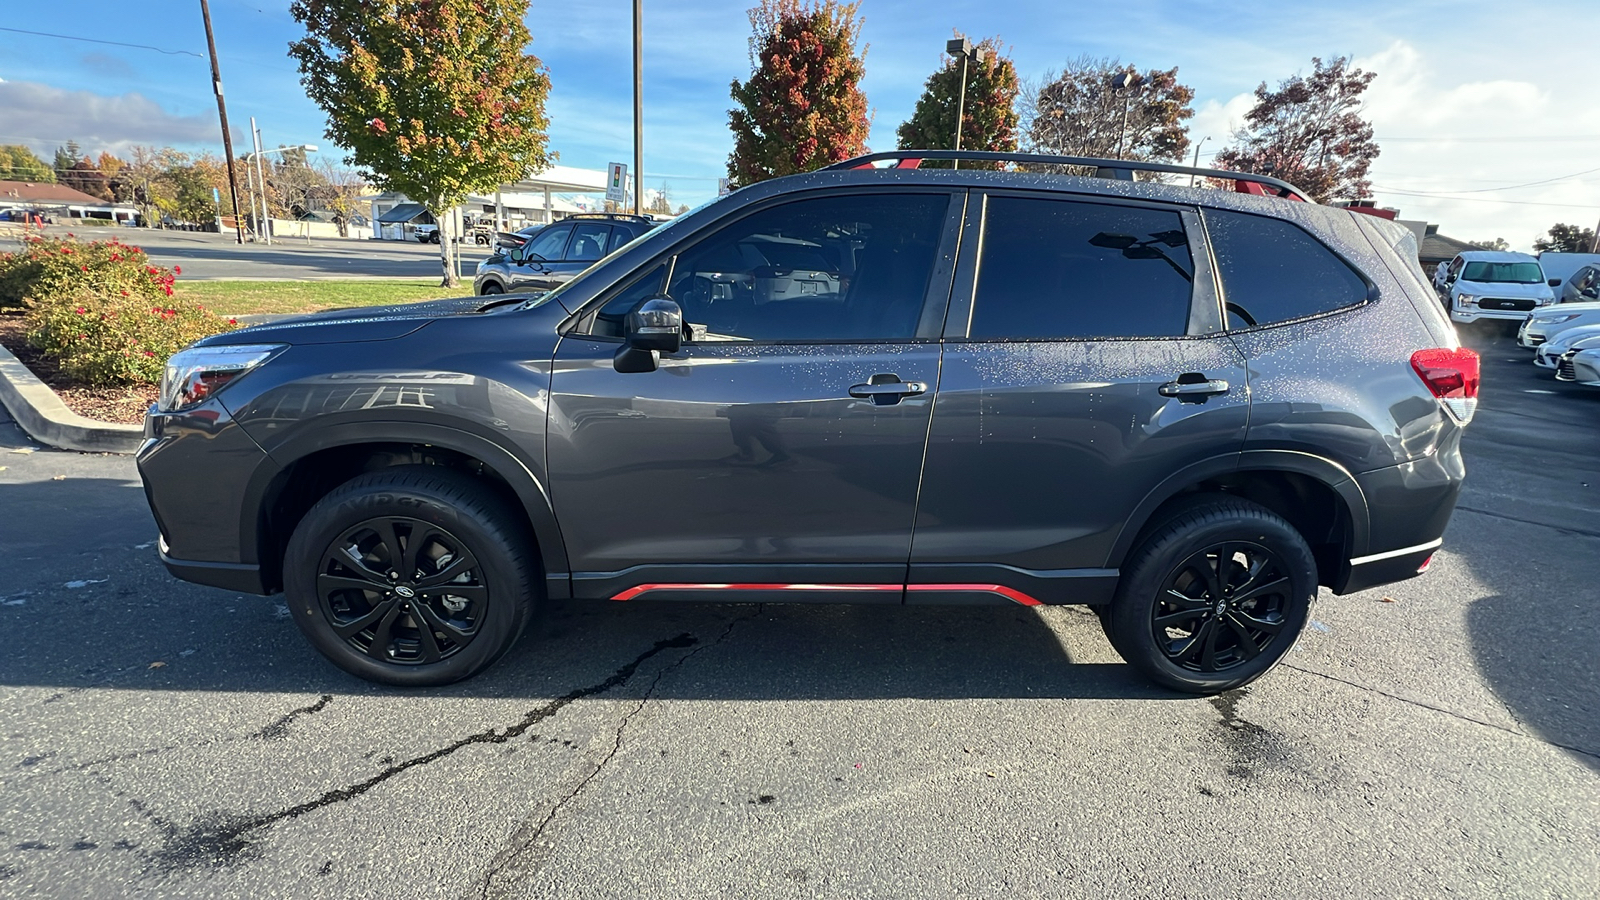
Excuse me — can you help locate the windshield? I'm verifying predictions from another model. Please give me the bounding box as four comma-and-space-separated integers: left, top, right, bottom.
1461, 261, 1543, 284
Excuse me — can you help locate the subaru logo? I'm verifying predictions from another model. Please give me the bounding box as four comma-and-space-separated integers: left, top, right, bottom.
1214, 597, 1226, 616
395, 585, 416, 598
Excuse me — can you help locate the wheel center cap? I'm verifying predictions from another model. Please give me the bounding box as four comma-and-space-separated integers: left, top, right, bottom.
1214, 597, 1227, 616
395, 585, 416, 598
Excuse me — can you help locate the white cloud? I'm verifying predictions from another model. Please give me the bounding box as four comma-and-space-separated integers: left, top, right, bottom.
0, 80, 220, 160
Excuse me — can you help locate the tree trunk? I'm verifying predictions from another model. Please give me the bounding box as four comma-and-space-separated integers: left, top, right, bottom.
436, 206, 459, 288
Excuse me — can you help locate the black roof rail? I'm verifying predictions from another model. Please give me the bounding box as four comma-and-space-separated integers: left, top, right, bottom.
565, 212, 654, 223
823, 150, 1313, 203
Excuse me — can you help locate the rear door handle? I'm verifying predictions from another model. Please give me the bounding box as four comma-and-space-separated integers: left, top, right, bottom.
1159, 378, 1230, 398
849, 375, 927, 406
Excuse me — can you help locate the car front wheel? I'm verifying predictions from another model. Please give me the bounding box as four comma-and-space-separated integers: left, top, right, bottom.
1102, 497, 1315, 694
283, 466, 538, 686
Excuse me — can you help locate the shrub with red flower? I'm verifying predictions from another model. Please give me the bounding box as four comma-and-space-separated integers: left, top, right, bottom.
3, 234, 236, 385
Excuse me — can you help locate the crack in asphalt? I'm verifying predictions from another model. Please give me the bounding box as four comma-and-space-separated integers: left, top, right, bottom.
1284, 663, 1600, 761
143, 633, 699, 874
248, 695, 333, 741
1454, 505, 1600, 540
472, 610, 761, 900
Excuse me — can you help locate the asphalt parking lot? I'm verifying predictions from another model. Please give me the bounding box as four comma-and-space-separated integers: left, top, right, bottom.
0, 227, 491, 281
0, 327, 1596, 898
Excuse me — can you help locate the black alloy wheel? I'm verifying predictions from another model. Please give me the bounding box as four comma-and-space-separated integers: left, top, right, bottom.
284, 466, 537, 686
1103, 497, 1315, 694
1152, 541, 1289, 673
316, 517, 487, 665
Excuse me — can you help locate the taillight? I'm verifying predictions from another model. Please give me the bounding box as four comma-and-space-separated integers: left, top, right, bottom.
1410, 347, 1480, 423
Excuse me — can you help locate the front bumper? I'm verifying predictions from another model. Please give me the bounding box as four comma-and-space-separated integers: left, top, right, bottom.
158, 536, 268, 593
1452, 306, 1543, 324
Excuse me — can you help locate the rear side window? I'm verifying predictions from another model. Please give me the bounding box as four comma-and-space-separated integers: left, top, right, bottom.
567, 223, 612, 262
1205, 210, 1369, 328
969, 197, 1194, 340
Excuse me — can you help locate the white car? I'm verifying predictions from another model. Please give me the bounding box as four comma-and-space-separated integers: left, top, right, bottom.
1518, 301, 1600, 349
1533, 323, 1600, 368
1553, 335, 1600, 387
1440, 250, 1558, 324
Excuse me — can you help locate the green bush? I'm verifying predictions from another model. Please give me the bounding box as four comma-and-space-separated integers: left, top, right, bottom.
2, 233, 238, 385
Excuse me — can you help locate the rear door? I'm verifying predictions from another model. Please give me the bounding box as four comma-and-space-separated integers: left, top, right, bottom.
908, 191, 1250, 603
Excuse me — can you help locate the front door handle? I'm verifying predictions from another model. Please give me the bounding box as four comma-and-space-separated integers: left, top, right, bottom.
849, 374, 927, 406
1159, 377, 1230, 399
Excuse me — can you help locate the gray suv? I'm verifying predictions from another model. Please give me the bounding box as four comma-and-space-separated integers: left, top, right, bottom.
473, 212, 656, 295
138, 151, 1478, 694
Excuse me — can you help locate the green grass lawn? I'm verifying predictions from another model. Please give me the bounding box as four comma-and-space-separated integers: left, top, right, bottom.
173, 280, 472, 316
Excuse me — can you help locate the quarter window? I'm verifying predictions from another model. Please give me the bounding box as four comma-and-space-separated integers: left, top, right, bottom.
969, 197, 1194, 340
1205, 209, 1369, 328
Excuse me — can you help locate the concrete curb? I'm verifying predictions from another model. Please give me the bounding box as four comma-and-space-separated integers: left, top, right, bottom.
0, 343, 144, 454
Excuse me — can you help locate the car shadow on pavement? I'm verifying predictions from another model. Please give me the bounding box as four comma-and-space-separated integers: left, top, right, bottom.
0, 473, 1174, 702
1457, 328, 1600, 773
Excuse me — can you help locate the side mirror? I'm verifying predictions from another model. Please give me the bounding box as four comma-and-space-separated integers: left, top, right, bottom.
614, 297, 683, 373
1548, 278, 1563, 288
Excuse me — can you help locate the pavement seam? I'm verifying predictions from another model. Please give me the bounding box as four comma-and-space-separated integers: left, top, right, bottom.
1453, 505, 1600, 540
473, 608, 763, 900
1284, 663, 1600, 762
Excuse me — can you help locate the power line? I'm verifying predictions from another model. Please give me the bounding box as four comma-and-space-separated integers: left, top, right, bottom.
1374, 164, 1600, 196
1374, 190, 1600, 210
1374, 135, 1600, 143
0, 26, 203, 59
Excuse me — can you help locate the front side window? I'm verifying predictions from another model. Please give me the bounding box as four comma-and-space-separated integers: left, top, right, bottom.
654, 193, 949, 342
969, 197, 1194, 340
521, 225, 571, 262
1205, 209, 1369, 328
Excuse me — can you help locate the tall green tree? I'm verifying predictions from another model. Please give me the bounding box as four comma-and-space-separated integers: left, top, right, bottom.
53, 140, 82, 175
1533, 223, 1598, 254
895, 36, 1019, 169
728, 0, 871, 185
1022, 58, 1194, 166
1214, 56, 1378, 203
0, 145, 56, 183
289, 0, 553, 285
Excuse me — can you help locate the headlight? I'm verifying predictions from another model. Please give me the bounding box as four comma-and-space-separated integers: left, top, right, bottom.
1456, 294, 1477, 306
1534, 313, 1580, 325
159, 343, 286, 412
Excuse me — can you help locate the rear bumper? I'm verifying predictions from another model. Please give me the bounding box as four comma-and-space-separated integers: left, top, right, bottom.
1332, 445, 1464, 595
1338, 539, 1441, 595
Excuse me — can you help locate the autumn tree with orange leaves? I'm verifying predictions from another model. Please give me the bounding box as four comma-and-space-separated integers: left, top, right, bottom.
728, 0, 871, 185
289, 0, 552, 285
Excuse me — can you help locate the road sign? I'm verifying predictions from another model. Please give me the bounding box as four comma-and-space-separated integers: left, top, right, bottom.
212, 187, 221, 204
718, 178, 732, 196
606, 162, 628, 203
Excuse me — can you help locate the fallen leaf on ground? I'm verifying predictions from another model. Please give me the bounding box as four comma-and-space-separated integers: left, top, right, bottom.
51, 475, 65, 481
9, 448, 34, 454
148, 661, 166, 669
985, 772, 997, 778
1380, 596, 1396, 603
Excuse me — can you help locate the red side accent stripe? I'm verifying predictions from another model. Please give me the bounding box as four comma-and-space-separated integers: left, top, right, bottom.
610, 582, 1044, 606
905, 583, 1043, 606
611, 583, 904, 602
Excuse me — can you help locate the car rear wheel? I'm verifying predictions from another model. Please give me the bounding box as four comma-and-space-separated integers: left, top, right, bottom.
479, 282, 504, 295
283, 466, 538, 686
1102, 497, 1315, 694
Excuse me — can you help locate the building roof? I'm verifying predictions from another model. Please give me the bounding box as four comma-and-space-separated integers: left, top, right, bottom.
377, 202, 429, 223
1419, 231, 1478, 263
0, 180, 126, 207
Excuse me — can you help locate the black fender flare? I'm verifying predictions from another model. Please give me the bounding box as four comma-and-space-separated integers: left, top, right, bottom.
1104, 450, 1371, 569
240, 420, 570, 596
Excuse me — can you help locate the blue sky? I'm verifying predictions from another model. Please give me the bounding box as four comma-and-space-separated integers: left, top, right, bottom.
2, 0, 1597, 248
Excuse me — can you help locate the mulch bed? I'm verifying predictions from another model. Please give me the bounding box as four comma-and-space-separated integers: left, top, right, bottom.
0, 313, 158, 425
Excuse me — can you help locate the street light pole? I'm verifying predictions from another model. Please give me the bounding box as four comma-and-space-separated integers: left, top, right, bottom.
1110, 71, 1143, 161
1189, 135, 1210, 187
632, 0, 643, 216
947, 37, 976, 171
198, 0, 246, 244
252, 122, 270, 245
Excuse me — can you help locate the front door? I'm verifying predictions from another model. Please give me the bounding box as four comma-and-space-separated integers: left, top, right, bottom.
547, 190, 963, 600
506, 222, 575, 292
909, 192, 1250, 604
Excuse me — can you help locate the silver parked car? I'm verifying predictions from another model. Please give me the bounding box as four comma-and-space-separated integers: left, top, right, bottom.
1554, 334, 1600, 387
1518, 301, 1600, 349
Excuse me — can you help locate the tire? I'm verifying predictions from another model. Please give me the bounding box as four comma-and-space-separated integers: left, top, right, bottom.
479, 281, 504, 296
283, 466, 538, 686
1102, 497, 1316, 694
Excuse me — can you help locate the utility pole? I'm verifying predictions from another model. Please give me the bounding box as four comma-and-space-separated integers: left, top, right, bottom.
632, 0, 643, 216
252, 122, 271, 246
200, 0, 246, 243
